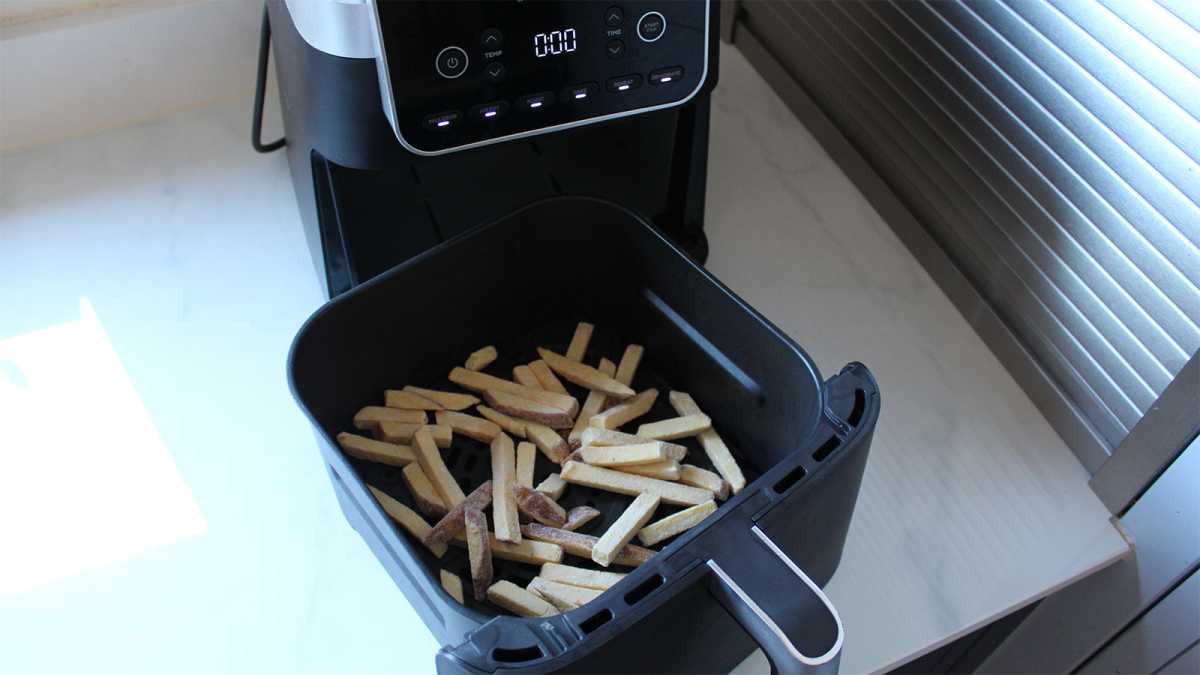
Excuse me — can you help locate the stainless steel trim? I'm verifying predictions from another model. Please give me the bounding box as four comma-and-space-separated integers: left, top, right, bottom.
751, 525, 845, 665
365, 0, 712, 157
637, 11, 667, 43
283, 0, 375, 59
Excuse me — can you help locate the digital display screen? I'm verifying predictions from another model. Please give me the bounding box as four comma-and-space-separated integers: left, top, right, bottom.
533, 28, 577, 58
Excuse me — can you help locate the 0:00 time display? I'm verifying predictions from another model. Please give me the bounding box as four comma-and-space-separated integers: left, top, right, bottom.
533, 28, 577, 58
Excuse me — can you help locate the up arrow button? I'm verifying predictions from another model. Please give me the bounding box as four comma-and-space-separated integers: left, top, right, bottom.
605, 6, 624, 28
480, 28, 504, 49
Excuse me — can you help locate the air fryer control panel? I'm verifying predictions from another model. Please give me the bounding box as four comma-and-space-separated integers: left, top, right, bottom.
370, 0, 710, 155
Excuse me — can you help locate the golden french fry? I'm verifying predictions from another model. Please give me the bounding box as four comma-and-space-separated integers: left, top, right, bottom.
484, 389, 574, 429
337, 432, 416, 466
402, 463, 448, 518
354, 406, 426, 430
449, 367, 579, 416
402, 386, 479, 411
490, 434, 521, 543
440, 569, 464, 604
589, 389, 658, 429
367, 486, 446, 557
668, 391, 746, 494
568, 358, 617, 446
487, 580, 558, 617
592, 493, 660, 566
435, 410, 502, 443
538, 348, 635, 400
529, 360, 570, 395
561, 460, 712, 506
465, 345, 498, 371
635, 414, 712, 441
384, 390, 443, 410
565, 322, 594, 362
637, 500, 717, 546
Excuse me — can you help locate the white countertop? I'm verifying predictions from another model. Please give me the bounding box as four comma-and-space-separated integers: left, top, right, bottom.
0, 44, 1126, 675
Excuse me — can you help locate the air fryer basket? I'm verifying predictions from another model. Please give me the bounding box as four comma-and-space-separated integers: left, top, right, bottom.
288, 196, 879, 674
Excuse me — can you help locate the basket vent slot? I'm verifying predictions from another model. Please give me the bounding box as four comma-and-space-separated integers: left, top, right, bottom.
813, 436, 840, 462
623, 574, 664, 606
772, 464, 806, 494
847, 388, 866, 427
492, 646, 542, 663
579, 608, 612, 634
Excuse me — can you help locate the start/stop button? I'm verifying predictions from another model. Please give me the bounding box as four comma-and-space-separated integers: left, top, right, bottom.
637, 11, 666, 42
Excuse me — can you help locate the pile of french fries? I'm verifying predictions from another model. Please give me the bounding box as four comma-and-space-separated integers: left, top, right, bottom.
337, 322, 747, 617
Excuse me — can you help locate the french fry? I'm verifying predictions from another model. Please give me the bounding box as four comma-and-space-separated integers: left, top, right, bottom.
613, 344, 644, 386
354, 406, 426, 431
568, 358, 617, 447
535, 473, 567, 500
377, 422, 452, 448
453, 532, 564, 565
440, 569, 464, 604
638, 500, 717, 546
426, 481, 493, 549
578, 427, 687, 460
592, 493, 660, 566
635, 414, 712, 441
512, 364, 542, 389
336, 432, 416, 466
565, 322, 593, 362
484, 389, 574, 429
412, 426, 467, 508
561, 460, 713, 506
402, 463, 448, 518
516, 442, 537, 489
528, 577, 603, 611
539, 562, 626, 590
580, 442, 673, 467
402, 386, 479, 411
616, 459, 681, 481
521, 523, 655, 567
529, 360, 570, 395
562, 505, 601, 532
465, 345, 498, 371
449, 367, 579, 416
487, 580, 558, 618
669, 391, 746, 494
383, 390, 442, 410
588, 389, 658, 429
538, 348, 635, 400
490, 434, 521, 543
515, 485, 567, 527
476, 405, 527, 439
435, 410, 501, 443
464, 505, 493, 601
679, 464, 731, 500
526, 423, 570, 463
367, 486, 447, 557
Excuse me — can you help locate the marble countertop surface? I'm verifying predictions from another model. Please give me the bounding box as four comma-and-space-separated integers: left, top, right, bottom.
0, 44, 1126, 674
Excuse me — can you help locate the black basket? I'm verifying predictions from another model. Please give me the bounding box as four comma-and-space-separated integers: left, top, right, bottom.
288, 196, 879, 674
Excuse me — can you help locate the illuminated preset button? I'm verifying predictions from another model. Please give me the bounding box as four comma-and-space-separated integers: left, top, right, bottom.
519, 92, 556, 110
649, 66, 684, 85
423, 111, 461, 130
470, 101, 509, 123
563, 82, 599, 102
606, 74, 642, 93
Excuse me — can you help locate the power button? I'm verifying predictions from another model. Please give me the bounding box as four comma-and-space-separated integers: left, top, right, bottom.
435, 46, 469, 79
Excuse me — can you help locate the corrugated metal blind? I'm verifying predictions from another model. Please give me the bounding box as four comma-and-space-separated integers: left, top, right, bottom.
738, 0, 1200, 454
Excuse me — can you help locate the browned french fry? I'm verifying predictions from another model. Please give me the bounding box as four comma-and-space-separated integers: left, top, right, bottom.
579, 442, 673, 466
512, 364, 542, 389
635, 414, 712, 441
453, 532, 564, 565
402, 386, 479, 411
616, 459, 681, 481
491, 434, 521, 542
377, 422, 452, 448
487, 580, 558, 617
535, 473, 567, 500
539, 562, 626, 590
562, 505, 601, 532
561, 460, 713, 506
435, 410, 501, 443
528, 577, 602, 611
568, 358, 617, 447
588, 389, 658, 429
637, 500, 717, 546
521, 523, 655, 567
516, 441, 537, 489
464, 506, 492, 601
413, 426, 466, 508
484, 389, 574, 429
402, 463, 448, 518
465, 345, 498, 371
449, 367, 579, 416
337, 432, 416, 466
526, 422, 570, 463
367, 486, 447, 557
538, 348, 635, 400
426, 481, 493, 549
384, 390, 443, 410
668, 391, 746, 494
593, 493, 660, 566
353, 406, 426, 430
565, 322, 594, 362
515, 485, 567, 527
578, 427, 687, 460
440, 569, 464, 604
613, 344, 644, 387
476, 405, 527, 439
679, 464, 731, 500
528, 360, 570, 395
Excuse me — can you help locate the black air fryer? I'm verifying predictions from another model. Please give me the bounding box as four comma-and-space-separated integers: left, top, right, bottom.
266, 2, 879, 673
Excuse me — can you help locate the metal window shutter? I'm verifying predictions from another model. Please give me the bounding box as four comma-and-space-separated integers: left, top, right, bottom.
736, 0, 1200, 462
